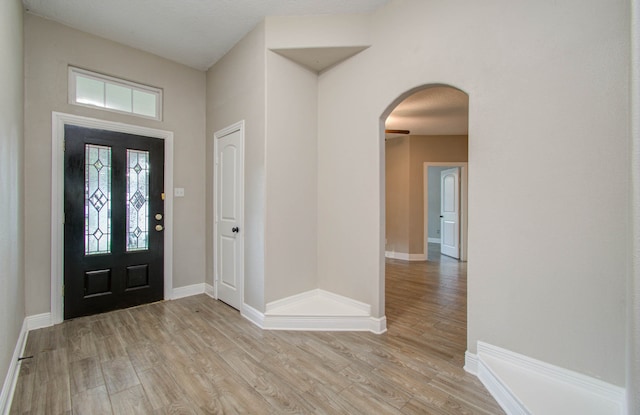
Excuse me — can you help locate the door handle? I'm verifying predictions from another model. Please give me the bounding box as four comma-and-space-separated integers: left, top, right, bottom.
232, 227, 239, 233
155, 225, 164, 231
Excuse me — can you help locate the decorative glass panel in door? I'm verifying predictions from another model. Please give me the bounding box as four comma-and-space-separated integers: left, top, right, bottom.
127, 149, 149, 251
84, 144, 112, 255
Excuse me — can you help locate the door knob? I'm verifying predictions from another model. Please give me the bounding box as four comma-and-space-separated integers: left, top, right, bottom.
232, 227, 239, 233
155, 225, 164, 231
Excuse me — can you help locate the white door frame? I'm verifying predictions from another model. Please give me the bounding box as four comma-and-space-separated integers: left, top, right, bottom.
212, 120, 245, 304
51, 112, 174, 324
423, 162, 468, 261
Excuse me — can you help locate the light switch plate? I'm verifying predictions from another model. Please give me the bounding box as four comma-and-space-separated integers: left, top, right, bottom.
174, 187, 185, 197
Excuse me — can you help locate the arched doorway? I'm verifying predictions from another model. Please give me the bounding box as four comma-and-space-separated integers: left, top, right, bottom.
381, 84, 470, 364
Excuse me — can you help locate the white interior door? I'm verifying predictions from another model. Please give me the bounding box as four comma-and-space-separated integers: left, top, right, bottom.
440, 167, 460, 259
215, 123, 244, 310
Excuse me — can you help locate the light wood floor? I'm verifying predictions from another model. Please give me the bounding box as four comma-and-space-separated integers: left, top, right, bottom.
10, 245, 503, 414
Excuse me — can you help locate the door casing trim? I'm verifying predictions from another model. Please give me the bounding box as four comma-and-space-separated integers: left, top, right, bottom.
51, 112, 174, 324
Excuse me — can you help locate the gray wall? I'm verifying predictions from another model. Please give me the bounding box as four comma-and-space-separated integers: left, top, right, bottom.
0, 0, 25, 399
264, 51, 318, 303
206, 23, 267, 311
23, 15, 207, 315
630, 0, 640, 411
315, 0, 629, 386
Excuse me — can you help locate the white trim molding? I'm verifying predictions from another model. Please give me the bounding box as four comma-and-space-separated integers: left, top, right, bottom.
25, 313, 52, 331
241, 303, 265, 328
427, 237, 441, 244
464, 350, 479, 375
466, 342, 627, 415
0, 321, 28, 415
51, 112, 174, 324
204, 283, 215, 298
384, 251, 426, 261
255, 289, 387, 334
171, 283, 205, 300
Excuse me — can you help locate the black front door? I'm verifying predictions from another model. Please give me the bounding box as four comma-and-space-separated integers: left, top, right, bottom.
64, 125, 165, 319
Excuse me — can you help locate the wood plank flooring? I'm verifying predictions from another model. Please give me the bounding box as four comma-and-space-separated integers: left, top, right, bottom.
10, 245, 503, 414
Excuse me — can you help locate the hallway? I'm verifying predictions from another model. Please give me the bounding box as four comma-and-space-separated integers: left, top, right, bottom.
385, 243, 468, 368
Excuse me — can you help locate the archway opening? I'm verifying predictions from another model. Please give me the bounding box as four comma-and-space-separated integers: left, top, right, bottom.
381, 84, 470, 364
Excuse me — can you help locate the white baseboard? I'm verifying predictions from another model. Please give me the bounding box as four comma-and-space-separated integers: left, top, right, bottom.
428, 237, 441, 243
261, 314, 386, 333
241, 303, 265, 328
171, 283, 205, 300
204, 283, 215, 299
25, 313, 52, 331
265, 288, 371, 316
464, 350, 479, 375
384, 251, 426, 261
476, 355, 529, 415
466, 342, 627, 415
2, 312, 53, 414
259, 289, 386, 334
0, 320, 28, 415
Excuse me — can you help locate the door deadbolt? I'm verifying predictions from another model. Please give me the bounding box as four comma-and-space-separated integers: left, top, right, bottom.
155, 213, 163, 220
232, 227, 239, 233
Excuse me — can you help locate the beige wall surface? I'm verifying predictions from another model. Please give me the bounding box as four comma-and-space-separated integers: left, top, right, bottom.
264, 51, 318, 303
629, 0, 640, 410
0, 0, 25, 395
206, 24, 266, 311
317, 0, 629, 386
24, 15, 206, 315
386, 135, 468, 262
384, 136, 410, 254
409, 135, 467, 254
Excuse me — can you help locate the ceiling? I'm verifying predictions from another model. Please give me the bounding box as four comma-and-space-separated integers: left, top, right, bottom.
22, 0, 389, 71
21, 1, 467, 136
385, 86, 469, 138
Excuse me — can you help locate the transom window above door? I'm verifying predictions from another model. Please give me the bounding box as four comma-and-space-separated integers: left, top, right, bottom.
69, 66, 163, 121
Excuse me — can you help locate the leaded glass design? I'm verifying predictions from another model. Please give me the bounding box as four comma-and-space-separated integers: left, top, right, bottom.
127, 150, 149, 251
85, 144, 111, 255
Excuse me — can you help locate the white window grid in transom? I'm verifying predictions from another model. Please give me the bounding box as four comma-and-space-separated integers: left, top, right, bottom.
68, 66, 163, 121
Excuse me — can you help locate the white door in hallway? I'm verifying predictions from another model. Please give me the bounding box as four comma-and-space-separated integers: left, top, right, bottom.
214, 122, 244, 310
440, 167, 460, 259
